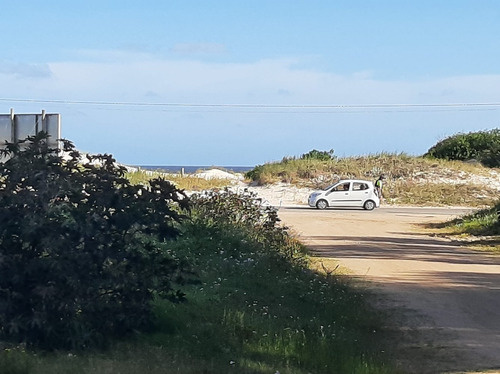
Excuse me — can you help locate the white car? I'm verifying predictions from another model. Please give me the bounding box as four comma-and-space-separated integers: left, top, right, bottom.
308, 179, 380, 210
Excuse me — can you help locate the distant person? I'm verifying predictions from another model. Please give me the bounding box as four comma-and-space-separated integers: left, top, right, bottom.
375, 175, 385, 200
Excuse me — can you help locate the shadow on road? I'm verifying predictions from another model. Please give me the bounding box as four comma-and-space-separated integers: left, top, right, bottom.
305, 234, 498, 266
294, 229, 500, 373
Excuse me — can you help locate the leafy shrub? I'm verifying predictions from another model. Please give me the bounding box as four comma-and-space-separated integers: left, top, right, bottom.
0, 133, 191, 350
439, 200, 500, 236
245, 150, 335, 183
425, 129, 500, 167
188, 188, 306, 265
300, 149, 335, 161
244, 164, 265, 182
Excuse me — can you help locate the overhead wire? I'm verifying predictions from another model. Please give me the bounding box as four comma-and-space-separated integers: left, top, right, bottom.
1, 97, 500, 113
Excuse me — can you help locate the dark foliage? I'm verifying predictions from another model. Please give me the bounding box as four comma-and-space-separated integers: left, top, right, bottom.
244, 164, 265, 182
424, 129, 500, 167
300, 149, 335, 161
244, 149, 336, 182
0, 133, 190, 350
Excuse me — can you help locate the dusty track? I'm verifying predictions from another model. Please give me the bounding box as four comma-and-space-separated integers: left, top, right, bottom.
278, 206, 500, 374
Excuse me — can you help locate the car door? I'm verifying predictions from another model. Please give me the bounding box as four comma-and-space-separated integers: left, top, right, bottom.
326, 182, 351, 207
350, 182, 370, 207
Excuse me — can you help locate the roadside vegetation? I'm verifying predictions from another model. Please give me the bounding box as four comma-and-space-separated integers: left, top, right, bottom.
126, 168, 232, 191
426, 201, 500, 253
0, 134, 191, 351
2, 130, 499, 373
0, 135, 397, 373
435, 202, 500, 236
424, 128, 500, 167
245, 152, 499, 207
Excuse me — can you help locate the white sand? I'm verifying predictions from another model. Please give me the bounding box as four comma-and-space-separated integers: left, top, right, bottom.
237, 183, 312, 208
189, 168, 312, 207
193, 169, 245, 181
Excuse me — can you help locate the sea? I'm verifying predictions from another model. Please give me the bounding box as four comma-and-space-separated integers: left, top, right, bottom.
133, 165, 254, 174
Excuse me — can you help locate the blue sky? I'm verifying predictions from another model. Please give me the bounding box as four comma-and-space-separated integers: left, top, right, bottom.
1, 1, 499, 166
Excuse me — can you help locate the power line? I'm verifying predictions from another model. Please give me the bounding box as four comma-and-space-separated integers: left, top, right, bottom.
1, 97, 500, 111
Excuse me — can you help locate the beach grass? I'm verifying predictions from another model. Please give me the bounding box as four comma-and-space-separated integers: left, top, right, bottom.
245, 153, 499, 207
246, 153, 493, 186
384, 180, 497, 207
125, 169, 234, 190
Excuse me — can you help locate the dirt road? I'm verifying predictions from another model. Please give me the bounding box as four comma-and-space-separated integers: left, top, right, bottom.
278, 206, 500, 374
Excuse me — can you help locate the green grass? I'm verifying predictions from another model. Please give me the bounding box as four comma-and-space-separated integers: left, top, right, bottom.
425, 202, 500, 252
1, 214, 399, 374
431, 202, 500, 236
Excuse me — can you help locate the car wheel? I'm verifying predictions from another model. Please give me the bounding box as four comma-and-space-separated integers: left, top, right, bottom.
316, 199, 328, 210
363, 200, 376, 211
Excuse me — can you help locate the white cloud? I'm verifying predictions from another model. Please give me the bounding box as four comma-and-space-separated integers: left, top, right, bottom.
3, 50, 500, 115
0, 61, 52, 79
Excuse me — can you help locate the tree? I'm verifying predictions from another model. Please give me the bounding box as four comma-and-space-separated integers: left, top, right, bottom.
300, 149, 335, 161
425, 129, 500, 167
0, 133, 190, 350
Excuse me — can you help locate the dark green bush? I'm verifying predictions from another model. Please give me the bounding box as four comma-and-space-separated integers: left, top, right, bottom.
244, 164, 265, 181
425, 129, 500, 167
300, 148, 335, 161
0, 133, 190, 350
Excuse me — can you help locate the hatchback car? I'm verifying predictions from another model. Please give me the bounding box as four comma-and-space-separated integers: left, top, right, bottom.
308, 179, 380, 210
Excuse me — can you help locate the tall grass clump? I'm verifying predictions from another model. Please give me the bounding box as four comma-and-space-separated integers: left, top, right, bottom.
432, 201, 500, 237
245, 153, 441, 186
126, 169, 233, 190
248, 152, 496, 186
385, 180, 498, 207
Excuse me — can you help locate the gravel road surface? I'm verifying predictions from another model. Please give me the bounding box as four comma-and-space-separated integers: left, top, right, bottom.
278, 206, 500, 374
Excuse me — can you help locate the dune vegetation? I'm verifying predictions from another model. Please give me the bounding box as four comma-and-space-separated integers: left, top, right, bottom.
126, 168, 232, 191
244, 152, 499, 208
